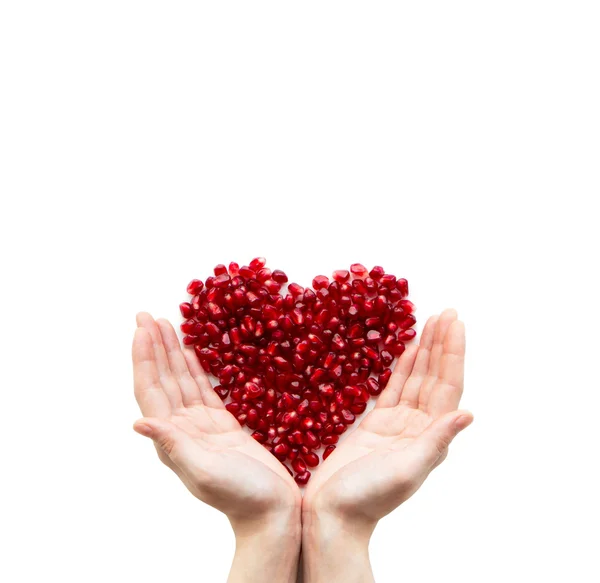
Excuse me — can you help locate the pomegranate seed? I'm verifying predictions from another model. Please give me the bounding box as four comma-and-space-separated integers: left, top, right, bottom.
179, 302, 194, 318
369, 266, 384, 280
361, 346, 379, 360
294, 470, 311, 485
341, 409, 356, 424
272, 269, 289, 283
291, 308, 304, 326
378, 368, 392, 388
304, 452, 319, 467
390, 341, 406, 356
331, 333, 347, 351
398, 329, 416, 341
366, 377, 382, 395
288, 283, 304, 296
323, 445, 336, 459
350, 402, 367, 414
215, 386, 230, 400
366, 330, 382, 343
249, 257, 266, 271
380, 274, 396, 288
187, 279, 204, 295
292, 458, 307, 474
304, 431, 320, 449
380, 349, 394, 366
181, 319, 195, 334
332, 269, 350, 283
312, 275, 329, 289
350, 263, 368, 278
273, 443, 290, 458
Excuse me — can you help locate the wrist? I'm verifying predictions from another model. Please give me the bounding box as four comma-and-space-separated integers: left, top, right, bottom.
228, 507, 301, 583
302, 504, 376, 583
231, 504, 301, 544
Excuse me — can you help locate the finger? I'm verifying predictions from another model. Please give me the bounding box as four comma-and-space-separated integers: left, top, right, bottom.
132, 327, 172, 418
427, 320, 466, 419
375, 344, 419, 408
182, 346, 225, 409
156, 319, 203, 407
136, 312, 184, 410
411, 409, 473, 468
398, 315, 438, 408
417, 309, 458, 411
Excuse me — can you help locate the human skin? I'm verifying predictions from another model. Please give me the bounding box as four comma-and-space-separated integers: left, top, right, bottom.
132, 309, 471, 582
132, 313, 301, 583
301, 309, 473, 582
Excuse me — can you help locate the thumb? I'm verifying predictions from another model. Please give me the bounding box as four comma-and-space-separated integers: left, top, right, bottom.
414, 410, 473, 467
133, 418, 188, 459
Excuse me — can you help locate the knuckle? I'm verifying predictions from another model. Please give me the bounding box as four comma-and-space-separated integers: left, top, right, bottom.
157, 433, 175, 456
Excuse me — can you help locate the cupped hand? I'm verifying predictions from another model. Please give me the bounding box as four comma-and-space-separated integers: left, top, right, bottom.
132, 313, 301, 525
303, 309, 473, 526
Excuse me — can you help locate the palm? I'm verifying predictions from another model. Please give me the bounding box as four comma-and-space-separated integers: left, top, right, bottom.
304, 310, 470, 521
132, 313, 299, 517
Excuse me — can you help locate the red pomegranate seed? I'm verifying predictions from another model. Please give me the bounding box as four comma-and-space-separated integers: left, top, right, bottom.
350, 263, 368, 278
250, 431, 266, 444
398, 314, 417, 329
378, 368, 392, 388
366, 377, 381, 395
323, 445, 336, 459
244, 382, 264, 400
303, 431, 320, 449
396, 278, 409, 296
361, 346, 379, 360
332, 269, 350, 283
292, 458, 307, 474
312, 275, 329, 289
304, 452, 319, 467
341, 409, 355, 424
331, 333, 347, 351
350, 401, 367, 414
274, 446, 291, 462
179, 302, 194, 318
271, 269, 288, 283
366, 330, 382, 343
295, 470, 311, 485
288, 283, 304, 296
398, 328, 417, 344
390, 341, 406, 356
369, 266, 384, 280
214, 386, 230, 400
181, 319, 195, 334
187, 279, 204, 295
249, 257, 266, 271
290, 429, 304, 445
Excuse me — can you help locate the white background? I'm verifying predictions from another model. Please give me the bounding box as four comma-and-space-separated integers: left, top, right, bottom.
1, 2, 599, 582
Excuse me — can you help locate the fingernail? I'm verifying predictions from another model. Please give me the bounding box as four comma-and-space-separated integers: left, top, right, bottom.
454, 415, 472, 430
134, 423, 153, 437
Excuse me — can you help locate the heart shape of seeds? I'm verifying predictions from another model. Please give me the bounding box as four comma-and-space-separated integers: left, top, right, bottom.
179, 258, 416, 484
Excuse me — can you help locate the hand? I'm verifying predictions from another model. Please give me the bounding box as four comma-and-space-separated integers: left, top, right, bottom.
302, 309, 473, 583
132, 313, 301, 583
